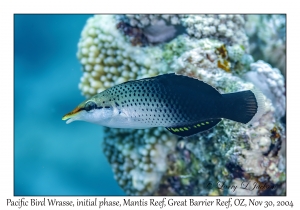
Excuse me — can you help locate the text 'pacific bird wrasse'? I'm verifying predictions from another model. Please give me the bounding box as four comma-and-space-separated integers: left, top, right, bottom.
62, 73, 265, 137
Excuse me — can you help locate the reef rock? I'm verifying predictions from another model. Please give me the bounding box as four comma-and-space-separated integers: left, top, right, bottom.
76, 14, 286, 195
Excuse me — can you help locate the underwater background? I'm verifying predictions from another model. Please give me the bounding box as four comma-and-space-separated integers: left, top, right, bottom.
14, 14, 286, 196
14, 14, 125, 195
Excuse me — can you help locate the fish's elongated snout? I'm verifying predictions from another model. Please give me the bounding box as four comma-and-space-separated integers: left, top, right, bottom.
62, 114, 70, 121
62, 106, 83, 124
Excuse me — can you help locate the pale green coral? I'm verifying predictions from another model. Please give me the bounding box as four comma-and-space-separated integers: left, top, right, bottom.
244, 60, 286, 119
103, 127, 177, 195
171, 39, 254, 78
245, 15, 286, 76
164, 48, 286, 195
181, 15, 249, 51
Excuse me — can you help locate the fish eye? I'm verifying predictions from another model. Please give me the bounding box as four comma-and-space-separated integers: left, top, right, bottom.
84, 101, 97, 112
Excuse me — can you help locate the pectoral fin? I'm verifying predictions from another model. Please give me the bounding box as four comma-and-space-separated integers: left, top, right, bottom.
165, 119, 222, 137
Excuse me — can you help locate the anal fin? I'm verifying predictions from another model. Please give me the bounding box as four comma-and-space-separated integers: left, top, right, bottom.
166, 119, 222, 137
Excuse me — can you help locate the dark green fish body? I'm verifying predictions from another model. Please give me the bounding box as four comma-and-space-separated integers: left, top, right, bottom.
63, 73, 261, 137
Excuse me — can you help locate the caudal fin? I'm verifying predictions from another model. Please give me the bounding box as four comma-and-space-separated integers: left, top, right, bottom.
221, 89, 265, 124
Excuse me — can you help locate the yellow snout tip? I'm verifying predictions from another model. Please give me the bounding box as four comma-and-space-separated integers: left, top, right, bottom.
62, 107, 82, 121
62, 114, 70, 121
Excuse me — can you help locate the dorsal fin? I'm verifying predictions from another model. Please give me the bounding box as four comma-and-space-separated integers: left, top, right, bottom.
155, 73, 220, 96
166, 119, 222, 137
120, 73, 220, 97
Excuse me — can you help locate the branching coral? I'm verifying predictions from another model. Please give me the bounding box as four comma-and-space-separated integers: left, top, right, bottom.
77, 15, 170, 98
181, 15, 249, 51
244, 60, 286, 119
75, 14, 286, 196
245, 15, 286, 76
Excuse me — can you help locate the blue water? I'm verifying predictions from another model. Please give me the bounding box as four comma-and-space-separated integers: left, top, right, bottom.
14, 14, 124, 195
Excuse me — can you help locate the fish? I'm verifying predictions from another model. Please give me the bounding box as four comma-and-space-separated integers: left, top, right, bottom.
62, 73, 264, 137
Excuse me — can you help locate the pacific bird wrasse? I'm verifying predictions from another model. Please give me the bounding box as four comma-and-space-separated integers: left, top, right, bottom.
62, 73, 265, 137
